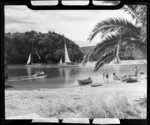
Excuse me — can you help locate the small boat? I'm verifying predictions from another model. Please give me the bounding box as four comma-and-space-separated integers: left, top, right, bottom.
33, 71, 45, 77
91, 83, 103, 87
78, 77, 92, 85
8, 72, 47, 82
126, 77, 138, 83
121, 75, 138, 83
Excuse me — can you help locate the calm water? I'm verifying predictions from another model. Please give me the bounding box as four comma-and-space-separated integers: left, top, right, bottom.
5, 64, 147, 90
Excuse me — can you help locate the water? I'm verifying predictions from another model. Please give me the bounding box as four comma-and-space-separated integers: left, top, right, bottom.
5, 64, 147, 90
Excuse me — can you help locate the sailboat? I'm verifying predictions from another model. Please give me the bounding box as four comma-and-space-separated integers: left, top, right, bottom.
59, 42, 79, 67
26, 53, 32, 65
26, 48, 42, 67
64, 42, 71, 64
59, 57, 63, 64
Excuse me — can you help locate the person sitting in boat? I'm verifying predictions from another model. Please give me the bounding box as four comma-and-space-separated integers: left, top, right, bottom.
106, 73, 109, 83
34, 71, 45, 77
88, 77, 91, 80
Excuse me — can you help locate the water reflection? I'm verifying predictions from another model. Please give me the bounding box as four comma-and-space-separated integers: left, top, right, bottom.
26, 67, 31, 76
59, 68, 63, 78
64, 68, 70, 85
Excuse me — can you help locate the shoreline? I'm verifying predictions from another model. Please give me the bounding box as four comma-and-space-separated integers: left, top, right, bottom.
7, 60, 147, 68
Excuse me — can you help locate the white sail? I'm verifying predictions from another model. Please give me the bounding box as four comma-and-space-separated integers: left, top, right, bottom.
26, 53, 31, 65
60, 57, 62, 64
64, 43, 71, 63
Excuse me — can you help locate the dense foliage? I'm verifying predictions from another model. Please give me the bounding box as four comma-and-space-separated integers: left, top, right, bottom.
5, 31, 83, 64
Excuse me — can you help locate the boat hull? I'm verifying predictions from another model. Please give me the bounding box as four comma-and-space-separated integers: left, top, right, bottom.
78, 79, 92, 85
91, 83, 103, 87
126, 78, 138, 83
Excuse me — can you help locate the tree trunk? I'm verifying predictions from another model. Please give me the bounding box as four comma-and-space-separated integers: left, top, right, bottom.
116, 43, 120, 63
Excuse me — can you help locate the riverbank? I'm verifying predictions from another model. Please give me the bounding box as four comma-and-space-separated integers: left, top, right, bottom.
5, 78, 147, 119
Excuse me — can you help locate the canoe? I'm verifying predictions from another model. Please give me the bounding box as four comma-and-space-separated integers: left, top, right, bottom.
78, 78, 92, 85
91, 83, 103, 87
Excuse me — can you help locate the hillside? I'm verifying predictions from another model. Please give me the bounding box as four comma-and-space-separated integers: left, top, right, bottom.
5, 31, 83, 64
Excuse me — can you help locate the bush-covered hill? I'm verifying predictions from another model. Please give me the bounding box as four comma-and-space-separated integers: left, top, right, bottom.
5, 31, 83, 64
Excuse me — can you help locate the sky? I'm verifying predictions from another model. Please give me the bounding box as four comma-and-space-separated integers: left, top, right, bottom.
5, 5, 135, 47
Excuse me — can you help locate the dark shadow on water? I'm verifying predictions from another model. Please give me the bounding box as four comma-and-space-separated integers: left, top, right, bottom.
5, 85, 13, 89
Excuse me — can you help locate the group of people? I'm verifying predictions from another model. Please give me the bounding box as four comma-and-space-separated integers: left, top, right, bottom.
102, 72, 110, 83
102, 66, 145, 84
103, 72, 118, 83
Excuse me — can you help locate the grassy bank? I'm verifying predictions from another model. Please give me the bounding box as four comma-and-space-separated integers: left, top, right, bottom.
36, 92, 146, 119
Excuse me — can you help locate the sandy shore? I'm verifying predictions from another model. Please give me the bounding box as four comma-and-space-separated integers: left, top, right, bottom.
5, 78, 147, 119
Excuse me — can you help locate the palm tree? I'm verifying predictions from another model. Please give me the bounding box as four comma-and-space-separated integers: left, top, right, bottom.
82, 5, 147, 71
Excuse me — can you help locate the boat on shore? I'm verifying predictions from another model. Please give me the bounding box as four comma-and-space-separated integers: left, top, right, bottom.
126, 77, 138, 83
91, 83, 103, 87
78, 77, 92, 85
121, 75, 138, 83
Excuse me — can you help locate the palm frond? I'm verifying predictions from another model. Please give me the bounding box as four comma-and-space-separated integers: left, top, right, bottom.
81, 52, 92, 66
122, 5, 137, 20
88, 18, 140, 42
123, 5, 147, 26
121, 27, 141, 40
89, 34, 119, 61
93, 52, 116, 72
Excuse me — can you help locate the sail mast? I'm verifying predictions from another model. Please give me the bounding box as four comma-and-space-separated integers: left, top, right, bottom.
31, 39, 33, 64
34, 48, 41, 60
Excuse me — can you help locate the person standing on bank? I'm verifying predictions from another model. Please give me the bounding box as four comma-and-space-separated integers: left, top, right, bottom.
103, 72, 105, 81
135, 66, 138, 77
113, 72, 116, 81
106, 72, 109, 83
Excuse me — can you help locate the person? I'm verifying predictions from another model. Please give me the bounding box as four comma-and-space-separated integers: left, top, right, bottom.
88, 77, 91, 80
106, 72, 109, 83
103, 72, 105, 81
135, 66, 138, 77
113, 72, 116, 81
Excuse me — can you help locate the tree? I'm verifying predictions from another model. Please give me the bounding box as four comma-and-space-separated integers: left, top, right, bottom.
82, 5, 147, 71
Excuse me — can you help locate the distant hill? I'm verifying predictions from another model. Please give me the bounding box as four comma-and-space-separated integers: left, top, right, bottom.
80, 46, 95, 55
